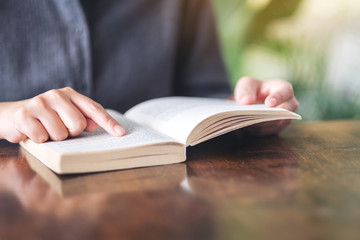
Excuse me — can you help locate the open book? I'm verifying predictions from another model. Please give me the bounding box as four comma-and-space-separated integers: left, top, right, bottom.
20, 97, 301, 174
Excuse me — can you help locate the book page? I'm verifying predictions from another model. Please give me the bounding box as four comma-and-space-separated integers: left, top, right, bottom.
41, 110, 178, 154
125, 97, 300, 144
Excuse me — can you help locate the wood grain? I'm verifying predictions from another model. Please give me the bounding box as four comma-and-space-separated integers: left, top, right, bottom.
0, 120, 359, 240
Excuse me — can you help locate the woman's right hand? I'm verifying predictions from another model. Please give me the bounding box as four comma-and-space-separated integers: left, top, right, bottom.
0, 87, 125, 143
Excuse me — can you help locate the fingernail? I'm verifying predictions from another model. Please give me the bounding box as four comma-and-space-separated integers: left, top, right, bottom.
114, 125, 125, 136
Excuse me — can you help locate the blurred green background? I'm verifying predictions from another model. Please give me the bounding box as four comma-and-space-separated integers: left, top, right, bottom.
213, 0, 360, 121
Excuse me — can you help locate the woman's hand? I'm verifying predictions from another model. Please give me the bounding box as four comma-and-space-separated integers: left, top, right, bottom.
234, 76, 299, 136
0, 87, 125, 143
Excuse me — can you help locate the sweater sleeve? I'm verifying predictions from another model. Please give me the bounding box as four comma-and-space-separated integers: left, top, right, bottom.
0, 1, 91, 102
173, 0, 232, 98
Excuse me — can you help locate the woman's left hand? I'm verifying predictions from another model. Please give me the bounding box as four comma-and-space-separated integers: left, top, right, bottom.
233, 76, 299, 136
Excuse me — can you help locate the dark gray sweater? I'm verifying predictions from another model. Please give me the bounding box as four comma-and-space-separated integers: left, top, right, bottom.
0, 0, 231, 112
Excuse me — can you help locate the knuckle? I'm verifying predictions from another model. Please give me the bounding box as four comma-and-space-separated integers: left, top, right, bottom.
30, 96, 47, 109
281, 84, 294, 100
14, 107, 30, 122
287, 84, 294, 94
284, 82, 294, 93
61, 87, 75, 94
90, 102, 104, 112
46, 89, 64, 100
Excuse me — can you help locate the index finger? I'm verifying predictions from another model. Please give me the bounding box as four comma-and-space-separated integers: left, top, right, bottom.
68, 91, 125, 137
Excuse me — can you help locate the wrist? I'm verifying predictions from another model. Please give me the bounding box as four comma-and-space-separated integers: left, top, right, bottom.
0, 101, 25, 139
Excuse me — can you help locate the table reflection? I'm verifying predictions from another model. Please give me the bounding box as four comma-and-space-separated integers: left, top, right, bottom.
21, 149, 187, 198
0, 148, 214, 240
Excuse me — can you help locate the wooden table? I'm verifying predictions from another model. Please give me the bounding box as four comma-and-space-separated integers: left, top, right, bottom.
0, 120, 359, 240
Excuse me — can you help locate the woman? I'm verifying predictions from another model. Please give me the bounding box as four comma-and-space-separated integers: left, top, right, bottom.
0, 0, 298, 143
